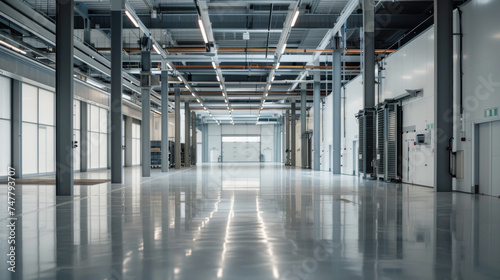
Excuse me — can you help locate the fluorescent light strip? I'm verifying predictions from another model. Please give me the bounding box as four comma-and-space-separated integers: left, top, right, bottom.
212, 61, 217, 70
166, 63, 173, 70
291, 11, 300, 27
275, 62, 280, 70
125, 10, 140, 28
281, 44, 287, 55
198, 19, 209, 44
0, 40, 26, 55
152, 44, 161, 54
87, 79, 105, 89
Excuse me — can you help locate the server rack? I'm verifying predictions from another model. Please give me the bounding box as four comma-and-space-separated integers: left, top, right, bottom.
357, 109, 376, 177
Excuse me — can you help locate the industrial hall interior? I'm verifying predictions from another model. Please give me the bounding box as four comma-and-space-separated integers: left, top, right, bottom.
0, 0, 500, 279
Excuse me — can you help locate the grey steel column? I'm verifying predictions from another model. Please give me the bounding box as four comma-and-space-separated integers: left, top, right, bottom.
80, 102, 88, 172
192, 111, 196, 166
276, 124, 280, 163
184, 102, 191, 167
313, 60, 321, 171
291, 102, 296, 166
55, 0, 74, 196
83, 18, 91, 45
202, 123, 208, 162
362, 0, 375, 108
332, 35, 342, 174
175, 87, 181, 169
125, 117, 133, 167
110, 0, 124, 183
434, 0, 453, 192
141, 36, 152, 177
362, 0, 375, 178
285, 110, 290, 165
300, 85, 307, 168
161, 67, 169, 172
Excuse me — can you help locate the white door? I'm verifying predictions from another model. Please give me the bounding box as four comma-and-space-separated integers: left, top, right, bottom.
222, 142, 260, 162
478, 121, 500, 196
402, 132, 416, 184
353, 141, 357, 175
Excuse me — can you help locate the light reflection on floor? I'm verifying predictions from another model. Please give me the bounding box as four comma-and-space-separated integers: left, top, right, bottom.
0, 163, 499, 280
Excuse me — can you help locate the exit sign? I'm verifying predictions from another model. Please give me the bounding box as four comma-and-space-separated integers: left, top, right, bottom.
485, 108, 498, 118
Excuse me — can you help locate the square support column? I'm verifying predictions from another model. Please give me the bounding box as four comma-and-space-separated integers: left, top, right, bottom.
285, 110, 290, 165
313, 60, 321, 171
301, 85, 307, 168
110, 0, 125, 183
140, 35, 152, 177
434, 0, 454, 192
332, 36, 342, 174
184, 102, 191, 167
175, 87, 181, 169
291, 102, 296, 166
55, 0, 74, 196
192, 111, 197, 166
125, 116, 133, 167
161, 68, 169, 172
362, 0, 375, 179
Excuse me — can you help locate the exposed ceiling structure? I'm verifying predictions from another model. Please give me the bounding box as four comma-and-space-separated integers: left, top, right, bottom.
0, 0, 465, 124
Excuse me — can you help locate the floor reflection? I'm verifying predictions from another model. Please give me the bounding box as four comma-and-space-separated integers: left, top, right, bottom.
0, 164, 499, 279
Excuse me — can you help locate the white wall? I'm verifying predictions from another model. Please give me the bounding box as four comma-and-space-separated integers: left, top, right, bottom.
382, 27, 435, 186
329, 0, 500, 191
453, 0, 500, 193
340, 75, 363, 176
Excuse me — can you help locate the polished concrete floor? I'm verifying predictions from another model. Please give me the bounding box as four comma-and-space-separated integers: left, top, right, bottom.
1, 163, 499, 280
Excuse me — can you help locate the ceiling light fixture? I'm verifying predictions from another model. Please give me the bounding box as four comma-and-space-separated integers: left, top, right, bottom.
291, 11, 300, 27
198, 19, 209, 44
125, 10, 140, 28
0, 40, 26, 55
280, 44, 287, 55
87, 79, 105, 89
152, 44, 161, 54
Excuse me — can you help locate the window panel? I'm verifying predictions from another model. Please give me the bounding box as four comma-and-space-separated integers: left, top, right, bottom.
90, 132, 100, 169
90, 105, 100, 132
99, 133, 107, 168
22, 123, 38, 174
22, 84, 38, 123
73, 100, 80, 130
45, 126, 55, 173
0, 120, 11, 176
0, 76, 11, 120
99, 108, 107, 133
39, 89, 55, 126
